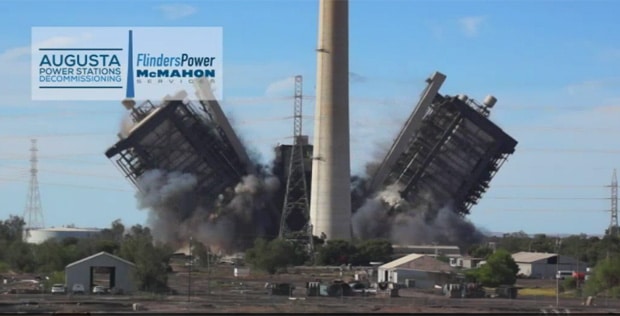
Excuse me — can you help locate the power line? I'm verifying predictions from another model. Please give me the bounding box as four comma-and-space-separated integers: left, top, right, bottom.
0, 111, 120, 120
0, 152, 104, 158
518, 148, 620, 154
0, 165, 141, 180
492, 184, 606, 189
477, 208, 609, 212
486, 196, 610, 201
0, 177, 132, 192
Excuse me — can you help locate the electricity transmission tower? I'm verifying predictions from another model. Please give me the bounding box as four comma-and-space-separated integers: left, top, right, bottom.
24, 139, 44, 230
279, 75, 314, 251
609, 169, 618, 236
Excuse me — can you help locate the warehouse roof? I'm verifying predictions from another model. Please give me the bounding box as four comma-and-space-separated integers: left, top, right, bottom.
512, 252, 557, 263
66, 251, 135, 268
380, 253, 455, 273
380, 253, 425, 270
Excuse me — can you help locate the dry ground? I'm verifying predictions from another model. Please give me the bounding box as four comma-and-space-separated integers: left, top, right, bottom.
0, 264, 619, 314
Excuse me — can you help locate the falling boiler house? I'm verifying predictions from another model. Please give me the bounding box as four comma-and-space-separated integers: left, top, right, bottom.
369, 71, 518, 216
104, 80, 255, 204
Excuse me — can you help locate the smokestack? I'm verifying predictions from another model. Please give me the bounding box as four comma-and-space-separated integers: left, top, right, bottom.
309, 0, 351, 241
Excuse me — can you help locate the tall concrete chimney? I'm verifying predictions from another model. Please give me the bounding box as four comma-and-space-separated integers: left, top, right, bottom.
309, 0, 351, 241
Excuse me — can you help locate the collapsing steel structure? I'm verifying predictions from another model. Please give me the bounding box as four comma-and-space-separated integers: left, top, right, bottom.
369, 71, 518, 216
104, 79, 255, 202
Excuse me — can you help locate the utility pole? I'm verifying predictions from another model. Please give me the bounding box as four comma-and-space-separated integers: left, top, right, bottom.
206, 245, 210, 296
555, 236, 561, 308
24, 139, 44, 231
187, 236, 192, 303
278, 75, 314, 254
609, 169, 618, 236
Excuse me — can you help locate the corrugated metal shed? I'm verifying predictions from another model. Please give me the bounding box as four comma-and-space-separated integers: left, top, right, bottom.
65, 252, 136, 294
512, 252, 557, 263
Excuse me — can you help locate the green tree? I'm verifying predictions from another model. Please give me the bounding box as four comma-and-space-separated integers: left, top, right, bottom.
316, 240, 357, 265
94, 239, 121, 255
245, 238, 307, 274
0, 215, 25, 242
0, 215, 26, 262
467, 244, 494, 259
584, 256, 620, 298
5, 241, 35, 272
498, 231, 530, 253
119, 225, 172, 292
469, 249, 519, 287
562, 277, 577, 293
99, 219, 125, 243
529, 234, 556, 253
352, 239, 393, 265
33, 240, 66, 272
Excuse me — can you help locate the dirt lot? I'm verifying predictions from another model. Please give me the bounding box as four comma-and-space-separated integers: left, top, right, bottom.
0, 264, 619, 314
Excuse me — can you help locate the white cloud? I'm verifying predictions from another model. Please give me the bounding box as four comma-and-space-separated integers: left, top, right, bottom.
458, 16, 485, 37
565, 78, 619, 96
566, 80, 606, 96
0, 35, 83, 63
264, 76, 295, 97
0, 34, 94, 105
155, 4, 198, 20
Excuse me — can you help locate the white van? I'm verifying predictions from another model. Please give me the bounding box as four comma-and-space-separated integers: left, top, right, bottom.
72, 283, 85, 294
556, 270, 573, 280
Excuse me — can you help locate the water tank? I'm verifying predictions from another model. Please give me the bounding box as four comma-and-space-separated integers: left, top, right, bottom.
458, 94, 469, 102
483, 95, 497, 108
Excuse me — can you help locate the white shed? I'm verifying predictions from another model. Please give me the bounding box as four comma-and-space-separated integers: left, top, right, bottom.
512, 252, 587, 279
378, 253, 456, 289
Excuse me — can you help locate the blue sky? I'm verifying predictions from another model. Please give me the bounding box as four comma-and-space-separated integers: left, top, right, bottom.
0, 0, 619, 236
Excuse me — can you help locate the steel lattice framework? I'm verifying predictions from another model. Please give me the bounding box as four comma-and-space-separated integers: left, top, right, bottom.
279, 76, 313, 249
609, 169, 618, 236
24, 139, 44, 229
370, 72, 518, 217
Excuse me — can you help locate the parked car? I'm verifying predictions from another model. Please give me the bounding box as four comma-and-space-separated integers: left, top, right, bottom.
556, 270, 573, 280
92, 285, 108, 294
72, 283, 85, 294
50, 284, 66, 295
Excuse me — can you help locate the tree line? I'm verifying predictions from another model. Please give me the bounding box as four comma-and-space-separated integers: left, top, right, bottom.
488, 231, 620, 267
0, 216, 172, 292
2, 214, 620, 297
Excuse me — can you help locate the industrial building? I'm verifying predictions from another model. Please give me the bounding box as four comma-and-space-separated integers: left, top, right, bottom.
65, 252, 136, 294
377, 253, 456, 289
23, 227, 101, 244
512, 252, 587, 279
105, 79, 254, 204
368, 72, 518, 217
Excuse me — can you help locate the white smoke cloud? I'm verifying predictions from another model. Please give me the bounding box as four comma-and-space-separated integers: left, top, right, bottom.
119, 113, 135, 138
377, 183, 406, 208
135, 169, 198, 209
352, 184, 484, 249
